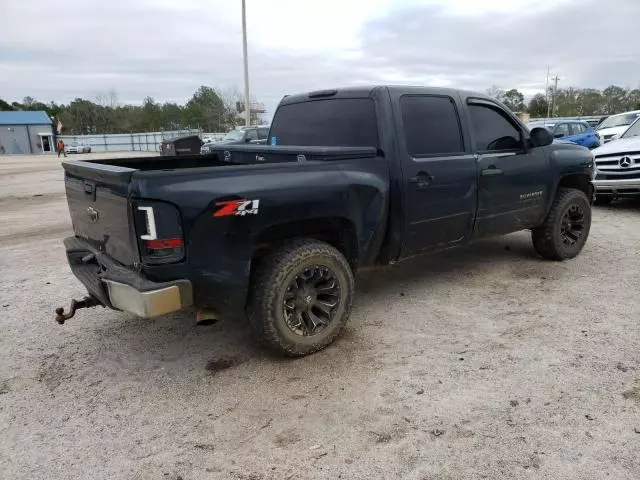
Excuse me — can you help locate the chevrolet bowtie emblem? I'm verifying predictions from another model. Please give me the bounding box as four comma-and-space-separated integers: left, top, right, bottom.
86, 206, 99, 223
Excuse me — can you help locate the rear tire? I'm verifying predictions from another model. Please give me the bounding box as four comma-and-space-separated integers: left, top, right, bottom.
593, 195, 612, 206
532, 187, 591, 261
247, 239, 354, 356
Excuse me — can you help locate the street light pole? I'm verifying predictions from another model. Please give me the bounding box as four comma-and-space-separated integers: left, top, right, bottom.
545, 66, 551, 119
241, 0, 251, 127
550, 75, 560, 118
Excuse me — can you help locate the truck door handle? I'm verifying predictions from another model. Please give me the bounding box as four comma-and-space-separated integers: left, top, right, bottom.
481, 166, 503, 176
408, 172, 433, 189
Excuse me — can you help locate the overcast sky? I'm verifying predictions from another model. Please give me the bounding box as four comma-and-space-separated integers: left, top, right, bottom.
1, 0, 639, 114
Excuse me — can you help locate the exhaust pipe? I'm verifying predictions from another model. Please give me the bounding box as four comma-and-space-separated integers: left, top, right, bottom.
196, 309, 218, 326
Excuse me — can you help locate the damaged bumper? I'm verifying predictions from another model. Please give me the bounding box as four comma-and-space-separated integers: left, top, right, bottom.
62, 236, 193, 318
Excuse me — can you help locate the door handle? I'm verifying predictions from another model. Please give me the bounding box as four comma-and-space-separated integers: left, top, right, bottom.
408, 172, 433, 189
481, 166, 503, 176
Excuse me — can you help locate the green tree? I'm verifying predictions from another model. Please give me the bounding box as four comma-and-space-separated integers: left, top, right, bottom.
3, 86, 263, 134
0, 99, 13, 111
527, 93, 548, 118
576, 89, 603, 115
554, 87, 580, 117
160, 102, 185, 130
626, 89, 640, 110
184, 86, 226, 131
141, 97, 162, 131
502, 89, 525, 112
601, 85, 627, 114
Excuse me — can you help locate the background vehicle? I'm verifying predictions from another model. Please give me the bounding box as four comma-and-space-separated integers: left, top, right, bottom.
596, 110, 640, 143
57, 86, 594, 356
65, 143, 91, 154
527, 120, 600, 148
160, 135, 202, 156
592, 117, 640, 204
201, 126, 269, 153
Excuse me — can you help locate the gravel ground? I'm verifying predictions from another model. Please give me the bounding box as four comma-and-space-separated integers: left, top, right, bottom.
1, 154, 639, 480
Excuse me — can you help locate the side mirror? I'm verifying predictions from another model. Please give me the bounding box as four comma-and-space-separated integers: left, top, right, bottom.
554, 132, 565, 139
530, 127, 553, 147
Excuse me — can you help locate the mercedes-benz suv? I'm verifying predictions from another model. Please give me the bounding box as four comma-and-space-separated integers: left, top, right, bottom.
593, 117, 640, 204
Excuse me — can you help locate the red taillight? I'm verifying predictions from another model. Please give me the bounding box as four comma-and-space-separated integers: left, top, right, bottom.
136, 203, 185, 264
145, 238, 183, 249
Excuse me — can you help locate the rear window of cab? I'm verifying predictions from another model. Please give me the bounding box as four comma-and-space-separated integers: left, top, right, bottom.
269, 98, 379, 148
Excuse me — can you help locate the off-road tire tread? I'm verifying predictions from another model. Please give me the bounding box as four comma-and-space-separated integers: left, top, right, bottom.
532, 187, 591, 261
247, 239, 354, 357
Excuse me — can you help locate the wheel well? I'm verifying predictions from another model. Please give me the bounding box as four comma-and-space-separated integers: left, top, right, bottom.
557, 174, 593, 198
252, 217, 359, 268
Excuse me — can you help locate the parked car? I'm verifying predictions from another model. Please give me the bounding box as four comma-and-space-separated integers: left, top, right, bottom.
592, 116, 640, 204
201, 126, 270, 153
56, 86, 594, 356
596, 110, 640, 143
65, 143, 92, 154
527, 120, 600, 148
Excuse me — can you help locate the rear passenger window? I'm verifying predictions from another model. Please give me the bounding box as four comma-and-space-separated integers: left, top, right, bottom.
258, 128, 269, 139
569, 123, 584, 135
554, 123, 570, 138
468, 104, 522, 151
400, 96, 464, 155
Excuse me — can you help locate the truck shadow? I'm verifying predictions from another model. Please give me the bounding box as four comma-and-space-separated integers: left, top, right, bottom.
356, 230, 538, 296
86, 231, 540, 370
594, 198, 640, 211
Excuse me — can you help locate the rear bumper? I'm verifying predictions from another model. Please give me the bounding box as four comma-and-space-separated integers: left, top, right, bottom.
593, 178, 640, 195
64, 236, 192, 317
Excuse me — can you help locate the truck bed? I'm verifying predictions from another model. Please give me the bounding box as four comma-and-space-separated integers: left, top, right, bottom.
73, 145, 379, 171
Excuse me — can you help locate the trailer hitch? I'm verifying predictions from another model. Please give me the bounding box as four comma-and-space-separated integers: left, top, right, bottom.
55, 296, 101, 324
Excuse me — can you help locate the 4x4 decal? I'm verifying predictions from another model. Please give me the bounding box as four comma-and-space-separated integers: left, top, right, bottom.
213, 199, 260, 217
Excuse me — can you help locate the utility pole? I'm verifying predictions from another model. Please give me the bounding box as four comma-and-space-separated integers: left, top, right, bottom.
550, 75, 560, 117
545, 66, 550, 118
241, 0, 251, 127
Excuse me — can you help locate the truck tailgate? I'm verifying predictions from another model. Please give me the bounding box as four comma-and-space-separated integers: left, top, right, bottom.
63, 161, 138, 266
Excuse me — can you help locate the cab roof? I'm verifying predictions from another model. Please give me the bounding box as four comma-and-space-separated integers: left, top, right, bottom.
278, 85, 493, 106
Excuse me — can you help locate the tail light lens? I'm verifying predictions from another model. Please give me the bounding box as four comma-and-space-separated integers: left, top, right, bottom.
134, 201, 185, 265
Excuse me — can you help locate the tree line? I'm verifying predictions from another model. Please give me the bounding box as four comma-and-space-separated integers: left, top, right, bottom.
488, 85, 640, 118
3, 84, 639, 134
0, 86, 266, 135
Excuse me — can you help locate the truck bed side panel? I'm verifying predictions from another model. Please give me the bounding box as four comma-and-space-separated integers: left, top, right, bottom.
132, 157, 390, 316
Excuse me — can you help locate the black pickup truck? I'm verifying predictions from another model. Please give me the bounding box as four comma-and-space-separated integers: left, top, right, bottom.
57, 86, 595, 356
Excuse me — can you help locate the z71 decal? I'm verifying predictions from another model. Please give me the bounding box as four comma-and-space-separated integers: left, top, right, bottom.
213, 199, 260, 217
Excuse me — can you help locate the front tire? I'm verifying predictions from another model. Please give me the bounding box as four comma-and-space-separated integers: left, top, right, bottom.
247, 239, 355, 356
532, 187, 592, 261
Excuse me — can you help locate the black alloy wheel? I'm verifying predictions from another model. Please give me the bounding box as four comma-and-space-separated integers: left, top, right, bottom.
560, 204, 586, 246
283, 266, 341, 336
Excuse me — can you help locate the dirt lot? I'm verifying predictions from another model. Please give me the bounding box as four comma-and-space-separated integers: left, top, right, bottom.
1, 153, 639, 480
